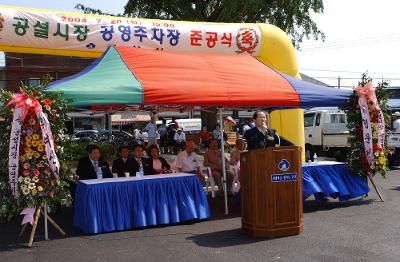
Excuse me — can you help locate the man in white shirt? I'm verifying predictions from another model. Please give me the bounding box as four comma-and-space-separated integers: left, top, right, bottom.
175, 140, 204, 182
393, 112, 400, 133
173, 128, 186, 153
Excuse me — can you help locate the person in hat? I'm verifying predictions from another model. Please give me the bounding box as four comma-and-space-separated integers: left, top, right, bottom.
393, 112, 400, 133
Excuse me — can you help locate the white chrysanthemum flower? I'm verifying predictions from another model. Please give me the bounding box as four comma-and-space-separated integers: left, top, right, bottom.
24, 177, 31, 184
18, 176, 24, 183
28, 183, 36, 190
22, 187, 30, 195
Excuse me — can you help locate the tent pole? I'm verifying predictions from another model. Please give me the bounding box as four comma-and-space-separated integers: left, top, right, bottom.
219, 108, 228, 215
108, 110, 112, 142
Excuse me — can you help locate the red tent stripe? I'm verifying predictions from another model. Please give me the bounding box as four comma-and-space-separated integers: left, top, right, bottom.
116, 46, 301, 107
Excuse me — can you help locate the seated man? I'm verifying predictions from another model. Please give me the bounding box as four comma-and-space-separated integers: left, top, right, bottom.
203, 139, 233, 194
112, 146, 130, 177
127, 144, 151, 176
175, 139, 204, 182
72, 144, 112, 204
173, 128, 186, 154
76, 144, 112, 180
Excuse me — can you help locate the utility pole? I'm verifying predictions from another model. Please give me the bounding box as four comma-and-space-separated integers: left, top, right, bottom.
337, 76, 341, 89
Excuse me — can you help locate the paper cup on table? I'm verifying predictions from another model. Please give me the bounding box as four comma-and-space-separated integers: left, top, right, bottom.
125, 172, 130, 177
113, 173, 118, 178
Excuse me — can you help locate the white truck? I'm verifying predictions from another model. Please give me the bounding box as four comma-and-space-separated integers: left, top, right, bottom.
304, 108, 350, 161
304, 107, 400, 162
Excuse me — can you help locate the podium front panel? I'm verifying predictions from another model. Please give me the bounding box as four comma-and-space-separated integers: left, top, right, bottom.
241, 146, 303, 237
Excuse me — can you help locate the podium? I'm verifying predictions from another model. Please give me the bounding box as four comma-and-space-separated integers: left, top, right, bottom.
240, 146, 303, 237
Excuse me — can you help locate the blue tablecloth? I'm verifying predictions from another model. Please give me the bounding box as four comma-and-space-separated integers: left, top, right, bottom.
74, 173, 210, 234
302, 162, 370, 201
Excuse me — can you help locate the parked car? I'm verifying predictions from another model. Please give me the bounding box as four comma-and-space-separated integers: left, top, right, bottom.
73, 130, 99, 142
98, 130, 137, 149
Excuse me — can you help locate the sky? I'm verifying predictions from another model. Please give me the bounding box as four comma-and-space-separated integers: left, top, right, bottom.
1, 0, 400, 88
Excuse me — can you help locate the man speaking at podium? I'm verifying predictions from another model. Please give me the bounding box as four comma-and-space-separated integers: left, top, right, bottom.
243, 111, 294, 150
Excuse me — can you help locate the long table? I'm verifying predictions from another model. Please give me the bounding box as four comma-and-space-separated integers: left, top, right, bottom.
74, 173, 210, 234
302, 161, 370, 201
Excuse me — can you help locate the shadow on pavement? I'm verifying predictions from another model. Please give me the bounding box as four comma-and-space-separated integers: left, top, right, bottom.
303, 198, 375, 213
390, 186, 400, 191
186, 228, 269, 248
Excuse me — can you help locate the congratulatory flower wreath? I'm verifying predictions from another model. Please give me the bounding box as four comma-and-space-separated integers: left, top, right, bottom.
341, 74, 390, 179
0, 78, 72, 221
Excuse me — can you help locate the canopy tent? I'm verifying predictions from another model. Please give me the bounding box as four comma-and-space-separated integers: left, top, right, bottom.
47, 46, 353, 215
47, 46, 352, 109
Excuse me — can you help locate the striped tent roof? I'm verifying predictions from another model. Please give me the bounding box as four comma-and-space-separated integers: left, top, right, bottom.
47, 46, 351, 109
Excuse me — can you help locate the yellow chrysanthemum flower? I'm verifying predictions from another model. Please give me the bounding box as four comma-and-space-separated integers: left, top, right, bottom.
25, 136, 32, 142
21, 155, 27, 162
37, 186, 43, 192
32, 134, 39, 140
31, 141, 38, 147
34, 152, 40, 159
25, 141, 31, 147
37, 145, 44, 152
31, 188, 37, 196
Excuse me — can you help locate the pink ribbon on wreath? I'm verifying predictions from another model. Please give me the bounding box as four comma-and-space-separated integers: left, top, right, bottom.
223, 116, 237, 126
7, 93, 43, 121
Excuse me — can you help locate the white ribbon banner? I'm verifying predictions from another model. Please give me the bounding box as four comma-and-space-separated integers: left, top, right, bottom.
358, 97, 374, 168
8, 107, 23, 198
370, 91, 386, 149
38, 112, 60, 178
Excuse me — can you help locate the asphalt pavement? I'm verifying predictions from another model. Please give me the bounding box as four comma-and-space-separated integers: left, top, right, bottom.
1, 171, 400, 262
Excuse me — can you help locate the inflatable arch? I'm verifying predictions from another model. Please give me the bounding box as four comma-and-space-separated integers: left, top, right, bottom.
0, 5, 305, 156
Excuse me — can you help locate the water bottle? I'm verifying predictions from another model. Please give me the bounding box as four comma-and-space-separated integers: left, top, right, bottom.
313, 153, 318, 164
139, 166, 144, 177
97, 168, 103, 179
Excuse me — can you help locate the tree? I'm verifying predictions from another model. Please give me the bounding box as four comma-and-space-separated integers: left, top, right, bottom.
75, 1, 325, 48
123, 0, 325, 48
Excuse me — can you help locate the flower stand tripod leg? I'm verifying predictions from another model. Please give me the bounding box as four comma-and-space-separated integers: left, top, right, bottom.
28, 206, 41, 248
41, 208, 66, 236
368, 174, 384, 202
19, 223, 29, 237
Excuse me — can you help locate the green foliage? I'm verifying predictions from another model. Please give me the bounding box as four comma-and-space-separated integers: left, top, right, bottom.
341, 73, 391, 178
75, 1, 325, 49
0, 76, 73, 221
64, 140, 118, 162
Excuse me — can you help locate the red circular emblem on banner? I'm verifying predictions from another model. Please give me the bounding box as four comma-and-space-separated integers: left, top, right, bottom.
235, 27, 259, 54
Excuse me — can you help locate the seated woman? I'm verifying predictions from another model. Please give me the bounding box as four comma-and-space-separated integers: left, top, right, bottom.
147, 144, 171, 174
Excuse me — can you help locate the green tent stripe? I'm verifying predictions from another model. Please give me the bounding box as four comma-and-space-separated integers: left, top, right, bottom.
47, 47, 144, 106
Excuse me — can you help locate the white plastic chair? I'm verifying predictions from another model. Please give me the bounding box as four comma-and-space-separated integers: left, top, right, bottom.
202, 167, 216, 198
230, 165, 240, 193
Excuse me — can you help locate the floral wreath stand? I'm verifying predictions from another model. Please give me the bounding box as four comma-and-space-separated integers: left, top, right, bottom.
353, 81, 387, 202
7, 93, 67, 247
19, 203, 66, 247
